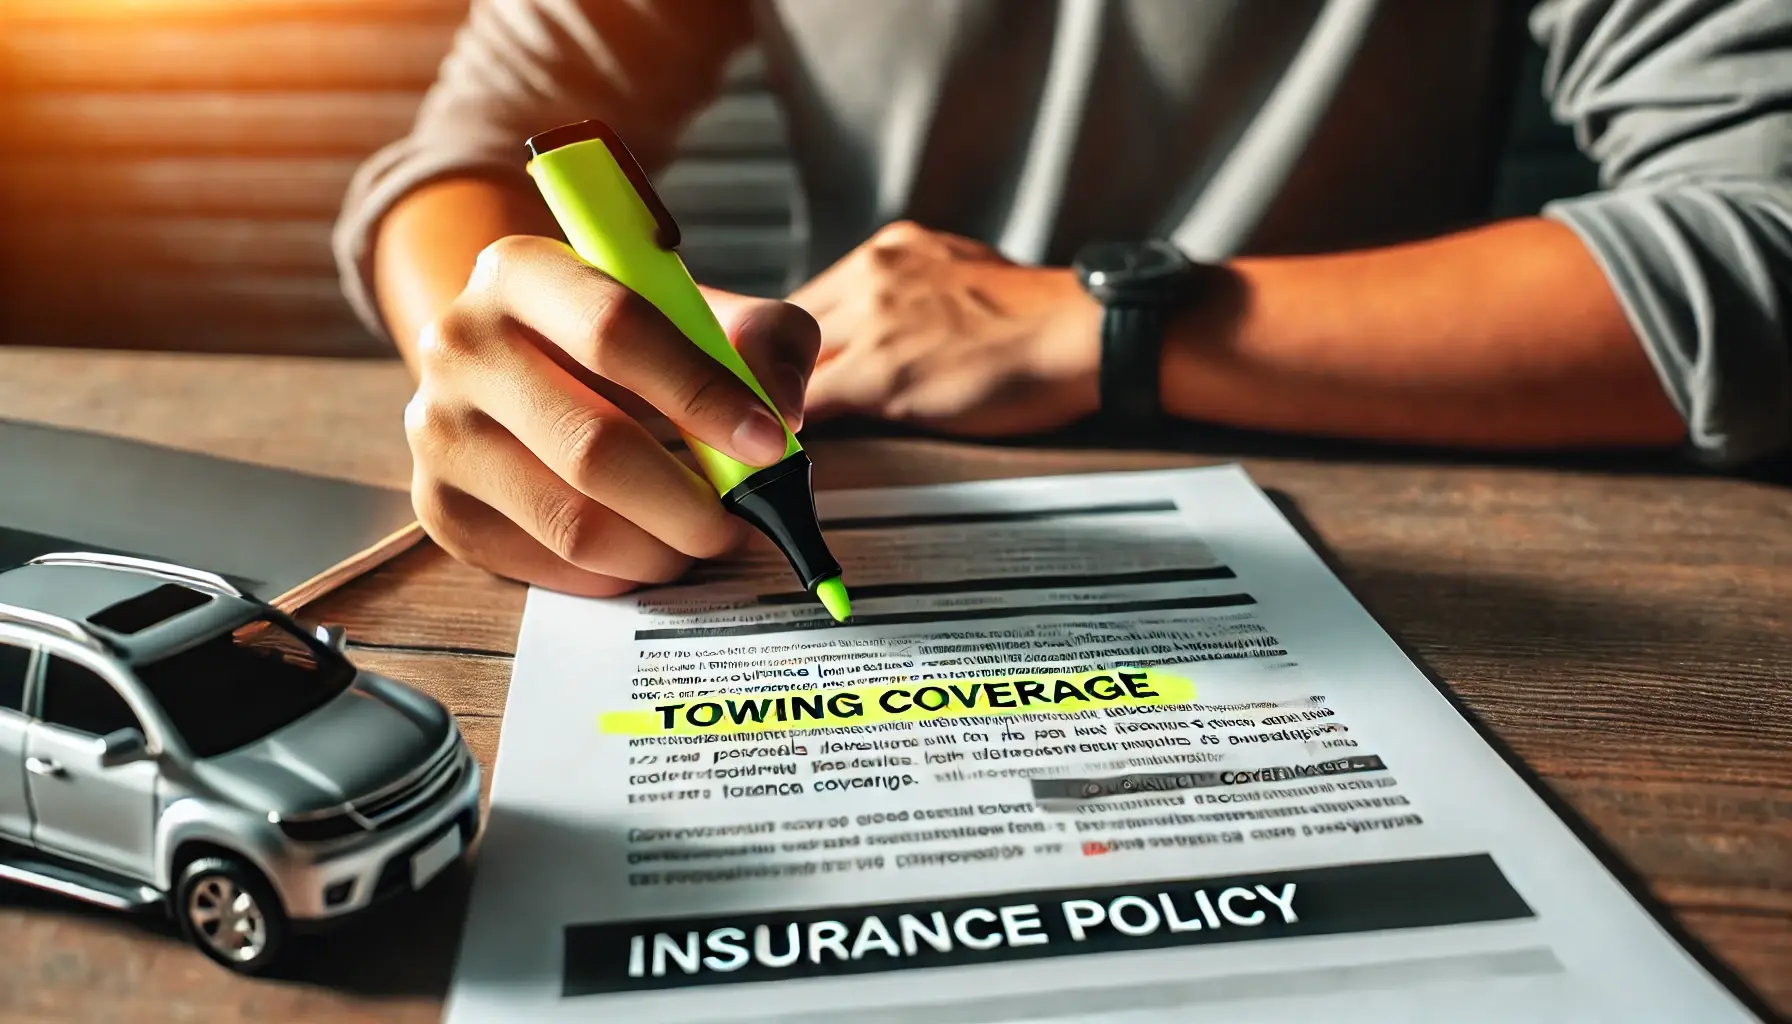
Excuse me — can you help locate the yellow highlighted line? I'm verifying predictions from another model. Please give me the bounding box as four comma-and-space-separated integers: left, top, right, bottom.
599, 669, 1194, 736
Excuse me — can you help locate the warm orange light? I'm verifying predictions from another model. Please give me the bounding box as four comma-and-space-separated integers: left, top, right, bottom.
10, 0, 301, 18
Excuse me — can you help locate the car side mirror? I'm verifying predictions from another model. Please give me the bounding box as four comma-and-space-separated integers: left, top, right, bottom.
98, 728, 150, 768
314, 624, 348, 653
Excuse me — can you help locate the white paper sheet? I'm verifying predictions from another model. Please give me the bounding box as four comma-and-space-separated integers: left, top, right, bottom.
444, 465, 1761, 1023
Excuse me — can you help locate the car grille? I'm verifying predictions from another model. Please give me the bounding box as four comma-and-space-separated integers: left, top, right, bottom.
351, 736, 468, 831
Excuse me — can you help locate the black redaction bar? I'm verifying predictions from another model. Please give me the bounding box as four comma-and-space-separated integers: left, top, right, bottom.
633, 593, 1256, 641
754, 566, 1238, 606
821, 500, 1178, 531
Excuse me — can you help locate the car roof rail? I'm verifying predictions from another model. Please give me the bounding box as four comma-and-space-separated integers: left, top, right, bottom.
0, 602, 109, 652
25, 552, 244, 599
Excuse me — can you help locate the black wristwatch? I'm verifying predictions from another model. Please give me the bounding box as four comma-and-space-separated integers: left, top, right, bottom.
1073, 239, 1201, 431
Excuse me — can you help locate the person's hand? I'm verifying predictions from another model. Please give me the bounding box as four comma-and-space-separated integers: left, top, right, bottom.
404, 235, 819, 597
793, 221, 1102, 436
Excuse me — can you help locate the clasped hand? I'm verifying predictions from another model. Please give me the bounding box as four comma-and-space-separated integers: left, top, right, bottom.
796, 220, 1100, 435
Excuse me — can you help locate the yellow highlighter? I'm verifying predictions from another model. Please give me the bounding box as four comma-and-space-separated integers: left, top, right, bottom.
525, 120, 851, 623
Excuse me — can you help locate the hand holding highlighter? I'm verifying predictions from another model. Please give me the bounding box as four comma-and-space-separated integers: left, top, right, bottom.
525, 120, 852, 622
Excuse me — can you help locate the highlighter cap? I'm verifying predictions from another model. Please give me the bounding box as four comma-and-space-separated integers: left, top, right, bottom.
525, 120, 680, 250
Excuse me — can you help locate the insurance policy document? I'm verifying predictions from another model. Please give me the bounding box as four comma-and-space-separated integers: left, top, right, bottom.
444, 465, 1761, 1023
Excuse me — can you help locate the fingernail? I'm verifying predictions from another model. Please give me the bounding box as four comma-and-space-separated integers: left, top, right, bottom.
732, 406, 788, 465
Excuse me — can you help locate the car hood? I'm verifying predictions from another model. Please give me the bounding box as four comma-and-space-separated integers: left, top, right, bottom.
195, 671, 452, 816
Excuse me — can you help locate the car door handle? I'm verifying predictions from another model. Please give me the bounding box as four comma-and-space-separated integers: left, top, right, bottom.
25, 757, 64, 777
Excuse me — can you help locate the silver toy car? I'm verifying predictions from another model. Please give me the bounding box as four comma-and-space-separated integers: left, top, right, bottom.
0, 552, 481, 973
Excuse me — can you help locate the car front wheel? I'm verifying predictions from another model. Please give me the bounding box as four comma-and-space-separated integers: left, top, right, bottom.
175, 855, 289, 974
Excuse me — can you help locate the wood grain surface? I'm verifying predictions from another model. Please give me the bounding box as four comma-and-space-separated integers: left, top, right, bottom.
0, 346, 1787, 1022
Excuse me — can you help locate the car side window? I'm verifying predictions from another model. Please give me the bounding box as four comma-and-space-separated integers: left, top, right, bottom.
40, 655, 140, 737
0, 641, 29, 713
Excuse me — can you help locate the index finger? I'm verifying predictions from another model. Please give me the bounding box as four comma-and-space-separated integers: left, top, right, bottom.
481, 235, 790, 468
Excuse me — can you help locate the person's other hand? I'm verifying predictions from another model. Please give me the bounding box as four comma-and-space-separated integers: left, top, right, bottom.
404, 235, 819, 597
793, 221, 1102, 436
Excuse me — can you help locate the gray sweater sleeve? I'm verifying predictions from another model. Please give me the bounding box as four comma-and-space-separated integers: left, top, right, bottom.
1531, 0, 1792, 466
330, 0, 751, 345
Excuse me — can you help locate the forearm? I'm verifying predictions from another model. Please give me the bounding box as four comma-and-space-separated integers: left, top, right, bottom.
372, 176, 561, 374
1164, 217, 1686, 449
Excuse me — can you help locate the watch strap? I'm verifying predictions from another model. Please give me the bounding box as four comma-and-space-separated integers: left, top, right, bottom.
1099, 301, 1165, 429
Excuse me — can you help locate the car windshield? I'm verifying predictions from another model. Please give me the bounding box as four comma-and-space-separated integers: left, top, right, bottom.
135, 615, 355, 758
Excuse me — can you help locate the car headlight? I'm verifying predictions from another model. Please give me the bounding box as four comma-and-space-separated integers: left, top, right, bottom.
274, 812, 365, 842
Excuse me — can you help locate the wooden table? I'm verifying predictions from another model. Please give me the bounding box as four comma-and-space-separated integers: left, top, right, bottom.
1, 346, 1788, 1022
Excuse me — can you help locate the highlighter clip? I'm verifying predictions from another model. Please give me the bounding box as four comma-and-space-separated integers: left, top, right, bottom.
524, 120, 681, 250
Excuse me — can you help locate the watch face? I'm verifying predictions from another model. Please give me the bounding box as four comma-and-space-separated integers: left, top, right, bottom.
1077, 240, 1191, 300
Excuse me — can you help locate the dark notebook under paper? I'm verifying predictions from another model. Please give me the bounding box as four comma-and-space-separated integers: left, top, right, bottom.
1, 419, 421, 610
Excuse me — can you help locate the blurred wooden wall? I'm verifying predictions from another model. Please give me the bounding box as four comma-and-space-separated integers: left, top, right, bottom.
0, 0, 796, 358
